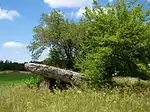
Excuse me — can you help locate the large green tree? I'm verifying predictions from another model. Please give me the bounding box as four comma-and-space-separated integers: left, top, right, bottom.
28, 9, 79, 69
76, 0, 150, 86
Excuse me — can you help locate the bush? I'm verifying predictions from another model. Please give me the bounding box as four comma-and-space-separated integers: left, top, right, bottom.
23, 76, 40, 88
76, 0, 150, 87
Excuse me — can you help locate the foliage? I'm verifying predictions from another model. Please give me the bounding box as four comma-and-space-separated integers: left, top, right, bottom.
28, 0, 150, 87
28, 9, 79, 70
23, 76, 40, 88
42, 48, 67, 68
76, 0, 150, 87
0, 60, 26, 71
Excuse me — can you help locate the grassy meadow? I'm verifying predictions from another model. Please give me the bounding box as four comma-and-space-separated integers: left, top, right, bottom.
0, 72, 150, 112
0, 71, 34, 87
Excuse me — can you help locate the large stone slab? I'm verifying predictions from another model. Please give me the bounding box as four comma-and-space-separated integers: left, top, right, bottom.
25, 63, 84, 85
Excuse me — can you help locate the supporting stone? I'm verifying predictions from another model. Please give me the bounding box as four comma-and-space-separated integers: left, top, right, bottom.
38, 76, 50, 89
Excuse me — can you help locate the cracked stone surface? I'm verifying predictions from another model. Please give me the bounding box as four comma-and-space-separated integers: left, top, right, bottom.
25, 63, 84, 85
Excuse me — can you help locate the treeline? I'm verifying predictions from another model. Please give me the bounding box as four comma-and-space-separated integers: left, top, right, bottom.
0, 60, 43, 71
0, 60, 26, 71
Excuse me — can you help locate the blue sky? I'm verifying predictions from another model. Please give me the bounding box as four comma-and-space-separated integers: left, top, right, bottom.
0, 0, 149, 62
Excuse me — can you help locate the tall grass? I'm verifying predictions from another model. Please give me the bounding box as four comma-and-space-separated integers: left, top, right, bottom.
0, 85, 150, 112
1, 72, 150, 112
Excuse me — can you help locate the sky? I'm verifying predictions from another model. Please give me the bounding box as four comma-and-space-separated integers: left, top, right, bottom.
0, 0, 149, 62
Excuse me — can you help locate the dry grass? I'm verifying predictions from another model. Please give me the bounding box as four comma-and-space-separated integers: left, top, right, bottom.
0, 85, 150, 112
1, 72, 150, 112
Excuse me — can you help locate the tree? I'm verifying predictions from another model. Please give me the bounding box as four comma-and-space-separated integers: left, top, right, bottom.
0, 60, 25, 71
76, 0, 150, 86
28, 9, 79, 70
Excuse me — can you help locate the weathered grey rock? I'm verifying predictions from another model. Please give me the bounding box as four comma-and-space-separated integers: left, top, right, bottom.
38, 76, 51, 89
24, 63, 84, 86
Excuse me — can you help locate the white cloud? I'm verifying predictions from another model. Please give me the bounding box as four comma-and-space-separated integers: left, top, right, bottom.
75, 7, 103, 18
108, 0, 113, 3
0, 8, 20, 21
147, 0, 150, 2
3, 42, 24, 48
75, 6, 111, 18
76, 7, 86, 18
44, 0, 92, 8
15, 52, 19, 54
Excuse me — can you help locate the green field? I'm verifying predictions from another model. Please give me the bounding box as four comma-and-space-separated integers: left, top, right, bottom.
0, 72, 35, 87
0, 72, 150, 112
